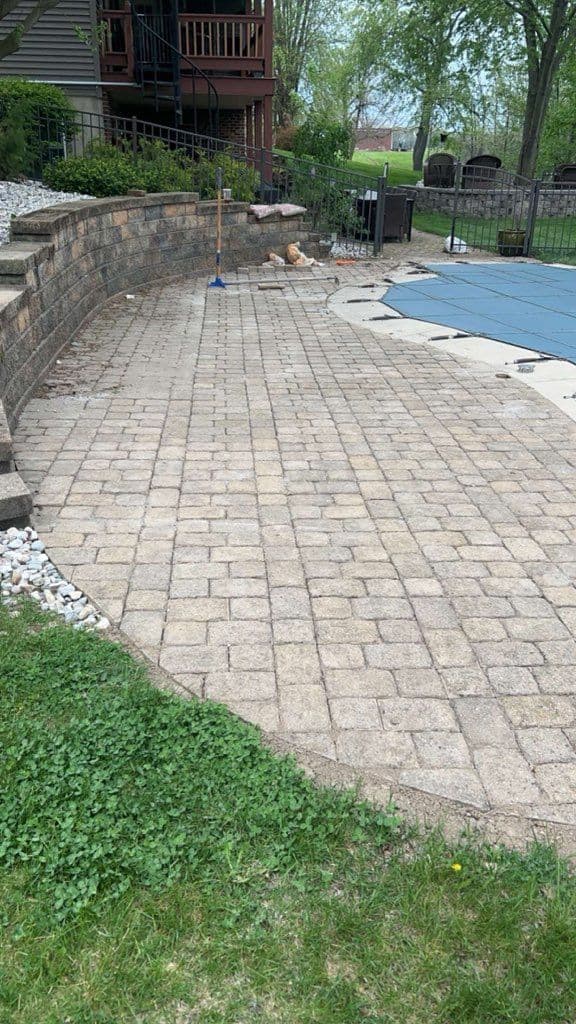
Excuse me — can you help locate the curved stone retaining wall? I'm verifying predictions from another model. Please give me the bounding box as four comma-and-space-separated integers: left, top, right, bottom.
0, 192, 314, 524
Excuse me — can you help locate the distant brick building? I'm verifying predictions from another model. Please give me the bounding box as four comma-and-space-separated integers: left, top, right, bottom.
356, 127, 416, 152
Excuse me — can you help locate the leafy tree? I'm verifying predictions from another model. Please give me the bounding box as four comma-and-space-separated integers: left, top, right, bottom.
0, 0, 62, 60
448, 63, 526, 168
539, 50, 576, 171
384, 0, 482, 172
292, 112, 354, 163
307, 4, 399, 130
489, 0, 576, 178
273, 0, 341, 126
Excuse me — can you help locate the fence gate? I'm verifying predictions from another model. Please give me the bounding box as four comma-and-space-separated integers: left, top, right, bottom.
450, 163, 576, 263
450, 164, 535, 257
527, 182, 576, 262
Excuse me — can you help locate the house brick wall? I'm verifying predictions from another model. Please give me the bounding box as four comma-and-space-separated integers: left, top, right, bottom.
218, 109, 247, 146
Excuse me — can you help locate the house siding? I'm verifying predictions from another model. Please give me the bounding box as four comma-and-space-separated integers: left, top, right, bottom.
0, 0, 100, 83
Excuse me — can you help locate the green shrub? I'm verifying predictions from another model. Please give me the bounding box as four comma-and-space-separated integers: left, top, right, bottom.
0, 102, 28, 180
43, 139, 258, 200
293, 114, 354, 166
0, 79, 76, 175
43, 152, 143, 197
191, 149, 257, 201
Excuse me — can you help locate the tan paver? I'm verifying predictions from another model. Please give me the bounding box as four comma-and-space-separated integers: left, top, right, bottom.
14, 247, 576, 826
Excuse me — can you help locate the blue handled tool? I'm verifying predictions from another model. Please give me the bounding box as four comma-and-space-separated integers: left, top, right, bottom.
209, 166, 227, 289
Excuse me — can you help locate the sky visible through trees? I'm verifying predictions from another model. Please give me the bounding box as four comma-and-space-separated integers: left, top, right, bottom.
273, 0, 576, 177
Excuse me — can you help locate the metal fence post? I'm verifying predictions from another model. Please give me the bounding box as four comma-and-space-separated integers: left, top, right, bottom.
373, 173, 387, 256
449, 160, 462, 253
524, 179, 541, 257
259, 146, 266, 197
131, 115, 138, 157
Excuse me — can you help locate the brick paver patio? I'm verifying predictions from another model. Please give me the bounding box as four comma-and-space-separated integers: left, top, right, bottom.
14, 245, 576, 827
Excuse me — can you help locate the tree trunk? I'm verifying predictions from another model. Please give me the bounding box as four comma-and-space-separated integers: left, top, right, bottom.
412, 126, 427, 171
516, 5, 568, 179
517, 65, 557, 178
412, 114, 432, 172
0, 0, 61, 59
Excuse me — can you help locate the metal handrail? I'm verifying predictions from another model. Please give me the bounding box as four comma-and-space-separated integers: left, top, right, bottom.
130, 3, 219, 134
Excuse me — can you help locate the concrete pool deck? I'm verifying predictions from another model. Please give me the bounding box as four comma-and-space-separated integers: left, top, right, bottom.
13, 239, 576, 848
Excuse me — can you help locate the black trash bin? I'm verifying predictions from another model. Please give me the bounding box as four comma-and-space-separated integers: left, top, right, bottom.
356, 190, 410, 243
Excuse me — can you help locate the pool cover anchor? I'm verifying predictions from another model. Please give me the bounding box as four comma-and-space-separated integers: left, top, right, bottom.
507, 355, 557, 365
429, 332, 470, 341
367, 314, 404, 322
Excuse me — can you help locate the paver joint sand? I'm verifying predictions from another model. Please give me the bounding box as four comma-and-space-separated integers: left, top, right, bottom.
14, 238, 576, 831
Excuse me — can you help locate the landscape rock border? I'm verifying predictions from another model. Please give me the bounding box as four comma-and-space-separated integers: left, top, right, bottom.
1, 526, 110, 630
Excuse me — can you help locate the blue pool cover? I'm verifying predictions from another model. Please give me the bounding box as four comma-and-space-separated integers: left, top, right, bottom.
382, 263, 576, 363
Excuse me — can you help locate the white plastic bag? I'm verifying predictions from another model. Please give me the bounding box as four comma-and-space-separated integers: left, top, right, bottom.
444, 235, 467, 254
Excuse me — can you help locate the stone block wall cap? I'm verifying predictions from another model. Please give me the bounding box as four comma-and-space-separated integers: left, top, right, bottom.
11, 192, 204, 237
0, 470, 32, 526
0, 286, 25, 309
0, 241, 53, 274
198, 200, 248, 213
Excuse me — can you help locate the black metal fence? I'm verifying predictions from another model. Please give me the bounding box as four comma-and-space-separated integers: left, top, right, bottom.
450, 162, 576, 262
32, 110, 401, 257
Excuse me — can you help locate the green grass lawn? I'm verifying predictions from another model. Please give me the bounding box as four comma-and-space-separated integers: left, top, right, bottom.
411, 211, 576, 264
412, 210, 454, 237
1, 602, 576, 1024
346, 150, 421, 186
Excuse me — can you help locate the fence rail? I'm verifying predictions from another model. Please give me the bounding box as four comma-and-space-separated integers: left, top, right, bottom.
33, 110, 393, 255
450, 162, 576, 261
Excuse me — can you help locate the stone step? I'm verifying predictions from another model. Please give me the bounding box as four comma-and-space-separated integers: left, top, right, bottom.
0, 402, 12, 472
0, 472, 33, 528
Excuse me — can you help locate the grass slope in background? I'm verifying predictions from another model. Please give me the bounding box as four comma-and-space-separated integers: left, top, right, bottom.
346, 150, 421, 186
1, 603, 575, 1024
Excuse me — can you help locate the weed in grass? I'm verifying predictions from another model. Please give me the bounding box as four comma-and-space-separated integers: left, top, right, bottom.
1, 602, 576, 1023
0, 602, 399, 920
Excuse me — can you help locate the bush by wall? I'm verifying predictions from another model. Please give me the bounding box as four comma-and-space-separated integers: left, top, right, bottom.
0, 79, 76, 177
43, 140, 258, 201
0, 103, 28, 180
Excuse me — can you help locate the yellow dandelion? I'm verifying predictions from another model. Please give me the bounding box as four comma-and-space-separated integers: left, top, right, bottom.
451, 862, 462, 872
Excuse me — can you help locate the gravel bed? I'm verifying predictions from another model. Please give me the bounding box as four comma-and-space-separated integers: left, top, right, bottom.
1, 526, 110, 630
0, 180, 94, 247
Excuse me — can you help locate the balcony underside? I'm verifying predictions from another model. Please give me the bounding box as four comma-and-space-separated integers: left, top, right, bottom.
103, 81, 272, 110
102, 68, 274, 100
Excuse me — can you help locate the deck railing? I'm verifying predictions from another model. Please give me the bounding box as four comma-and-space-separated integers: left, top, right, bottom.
179, 14, 265, 61
99, 8, 270, 76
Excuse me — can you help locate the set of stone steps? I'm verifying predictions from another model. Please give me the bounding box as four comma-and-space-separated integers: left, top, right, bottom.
0, 399, 32, 528
0, 277, 33, 528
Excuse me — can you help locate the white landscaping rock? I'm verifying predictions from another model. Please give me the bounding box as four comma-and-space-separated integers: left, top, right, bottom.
0, 180, 94, 247
0, 525, 110, 630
